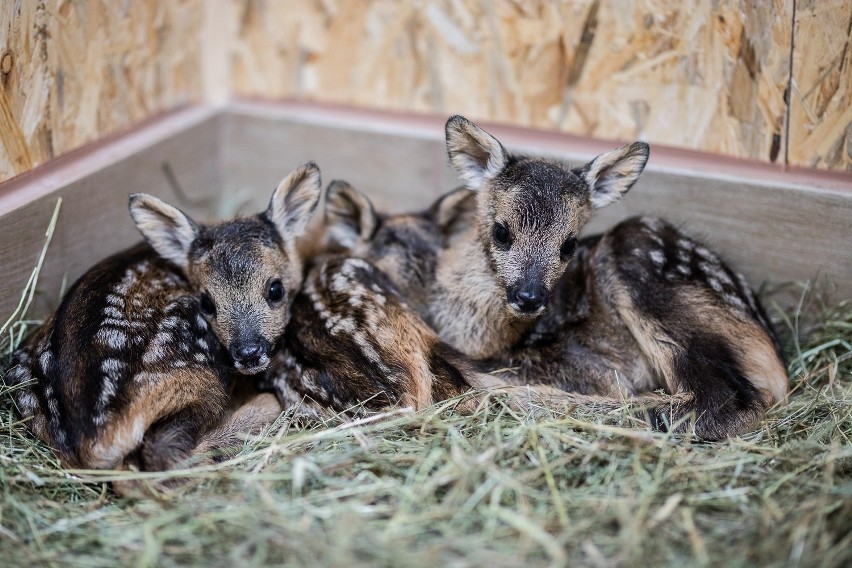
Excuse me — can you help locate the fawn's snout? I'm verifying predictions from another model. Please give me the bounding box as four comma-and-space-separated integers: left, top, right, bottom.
507, 282, 549, 316
230, 336, 272, 373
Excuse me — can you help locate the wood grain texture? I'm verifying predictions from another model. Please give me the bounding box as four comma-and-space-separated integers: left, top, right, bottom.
0, 0, 204, 182
788, 0, 852, 170
227, 0, 796, 167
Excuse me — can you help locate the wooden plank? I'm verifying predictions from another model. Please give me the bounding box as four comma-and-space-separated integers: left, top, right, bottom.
788, 0, 852, 170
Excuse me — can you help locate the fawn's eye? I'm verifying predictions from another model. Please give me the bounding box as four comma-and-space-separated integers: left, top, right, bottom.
492, 223, 512, 249
267, 279, 285, 304
560, 236, 577, 260
199, 293, 216, 317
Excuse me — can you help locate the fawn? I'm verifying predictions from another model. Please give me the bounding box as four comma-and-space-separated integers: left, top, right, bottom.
2, 163, 322, 471
318, 115, 789, 439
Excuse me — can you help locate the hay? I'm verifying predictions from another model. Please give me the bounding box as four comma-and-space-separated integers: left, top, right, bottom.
1, 264, 849, 566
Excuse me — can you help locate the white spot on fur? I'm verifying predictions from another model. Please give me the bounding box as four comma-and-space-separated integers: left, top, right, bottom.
39, 350, 53, 374
17, 391, 37, 414
142, 330, 172, 364
724, 293, 747, 311
641, 217, 663, 231
103, 306, 123, 319
101, 358, 124, 375
649, 250, 665, 267
95, 327, 128, 349
105, 294, 124, 306
677, 238, 694, 251
695, 246, 718, 263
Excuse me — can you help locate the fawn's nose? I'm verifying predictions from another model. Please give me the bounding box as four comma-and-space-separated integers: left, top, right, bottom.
230, 339, 270, 369
507, 283, 549, 314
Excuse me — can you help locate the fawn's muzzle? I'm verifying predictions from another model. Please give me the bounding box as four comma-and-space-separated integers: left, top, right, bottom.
507, 283, 548, 315
230, 338, 271, 373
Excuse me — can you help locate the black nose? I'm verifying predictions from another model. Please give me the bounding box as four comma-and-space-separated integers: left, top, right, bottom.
231, 340, 268, 364
508, 284, 548, 313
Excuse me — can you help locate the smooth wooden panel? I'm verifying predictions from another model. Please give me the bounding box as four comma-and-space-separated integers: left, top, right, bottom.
0, 0, 204, 182
227, 0, 794, 167
220, 108, 448, 214
0, 114, 221, 322
788, 0, 852, 170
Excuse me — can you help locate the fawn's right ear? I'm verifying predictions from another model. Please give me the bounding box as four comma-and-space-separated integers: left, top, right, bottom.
445, 115, 508, 190
324, 180, 378, 248
582, 141, 650, 209
267, 161, 323, 241
129, 193, 199, 270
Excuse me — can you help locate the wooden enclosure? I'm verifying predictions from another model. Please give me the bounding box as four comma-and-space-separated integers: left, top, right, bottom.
0, 1, 850, 324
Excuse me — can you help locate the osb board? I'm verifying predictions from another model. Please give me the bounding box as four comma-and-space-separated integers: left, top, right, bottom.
0, 114, 221, 322
788, 0, 852, 170
227, 0, 795, 167
0, 0, 204, 183
220, 105, 852, 301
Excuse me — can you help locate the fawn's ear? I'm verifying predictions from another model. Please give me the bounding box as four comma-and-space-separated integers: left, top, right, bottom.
324, 180, 378, 248
581, 141, 650, 209
429, 186, 476, 237
129, 193, 199, 270
445, 115, 508, 190
267, 162, 322, 240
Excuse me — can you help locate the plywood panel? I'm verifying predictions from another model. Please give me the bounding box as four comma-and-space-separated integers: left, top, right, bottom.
788, 0, 852, 170
0, 0, 204, 183
228, 0, 794, 167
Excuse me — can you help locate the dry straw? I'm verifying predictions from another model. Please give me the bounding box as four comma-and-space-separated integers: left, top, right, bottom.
0, 207, 849, 567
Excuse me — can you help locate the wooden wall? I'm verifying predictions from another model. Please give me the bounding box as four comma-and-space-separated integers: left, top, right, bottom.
1, 1, 850, 184
0, 0, 203, 182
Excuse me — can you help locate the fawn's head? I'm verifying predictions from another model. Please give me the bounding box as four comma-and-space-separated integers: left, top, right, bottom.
445, 115, 649, 317
321, 179, 475, 299
129, 162, 322, 374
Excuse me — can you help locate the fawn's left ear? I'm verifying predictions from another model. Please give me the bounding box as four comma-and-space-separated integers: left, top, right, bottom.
429, 186, 476, 237
267, 162, 323, 240
129, 193, 199, 271
582, 141, 650, 209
